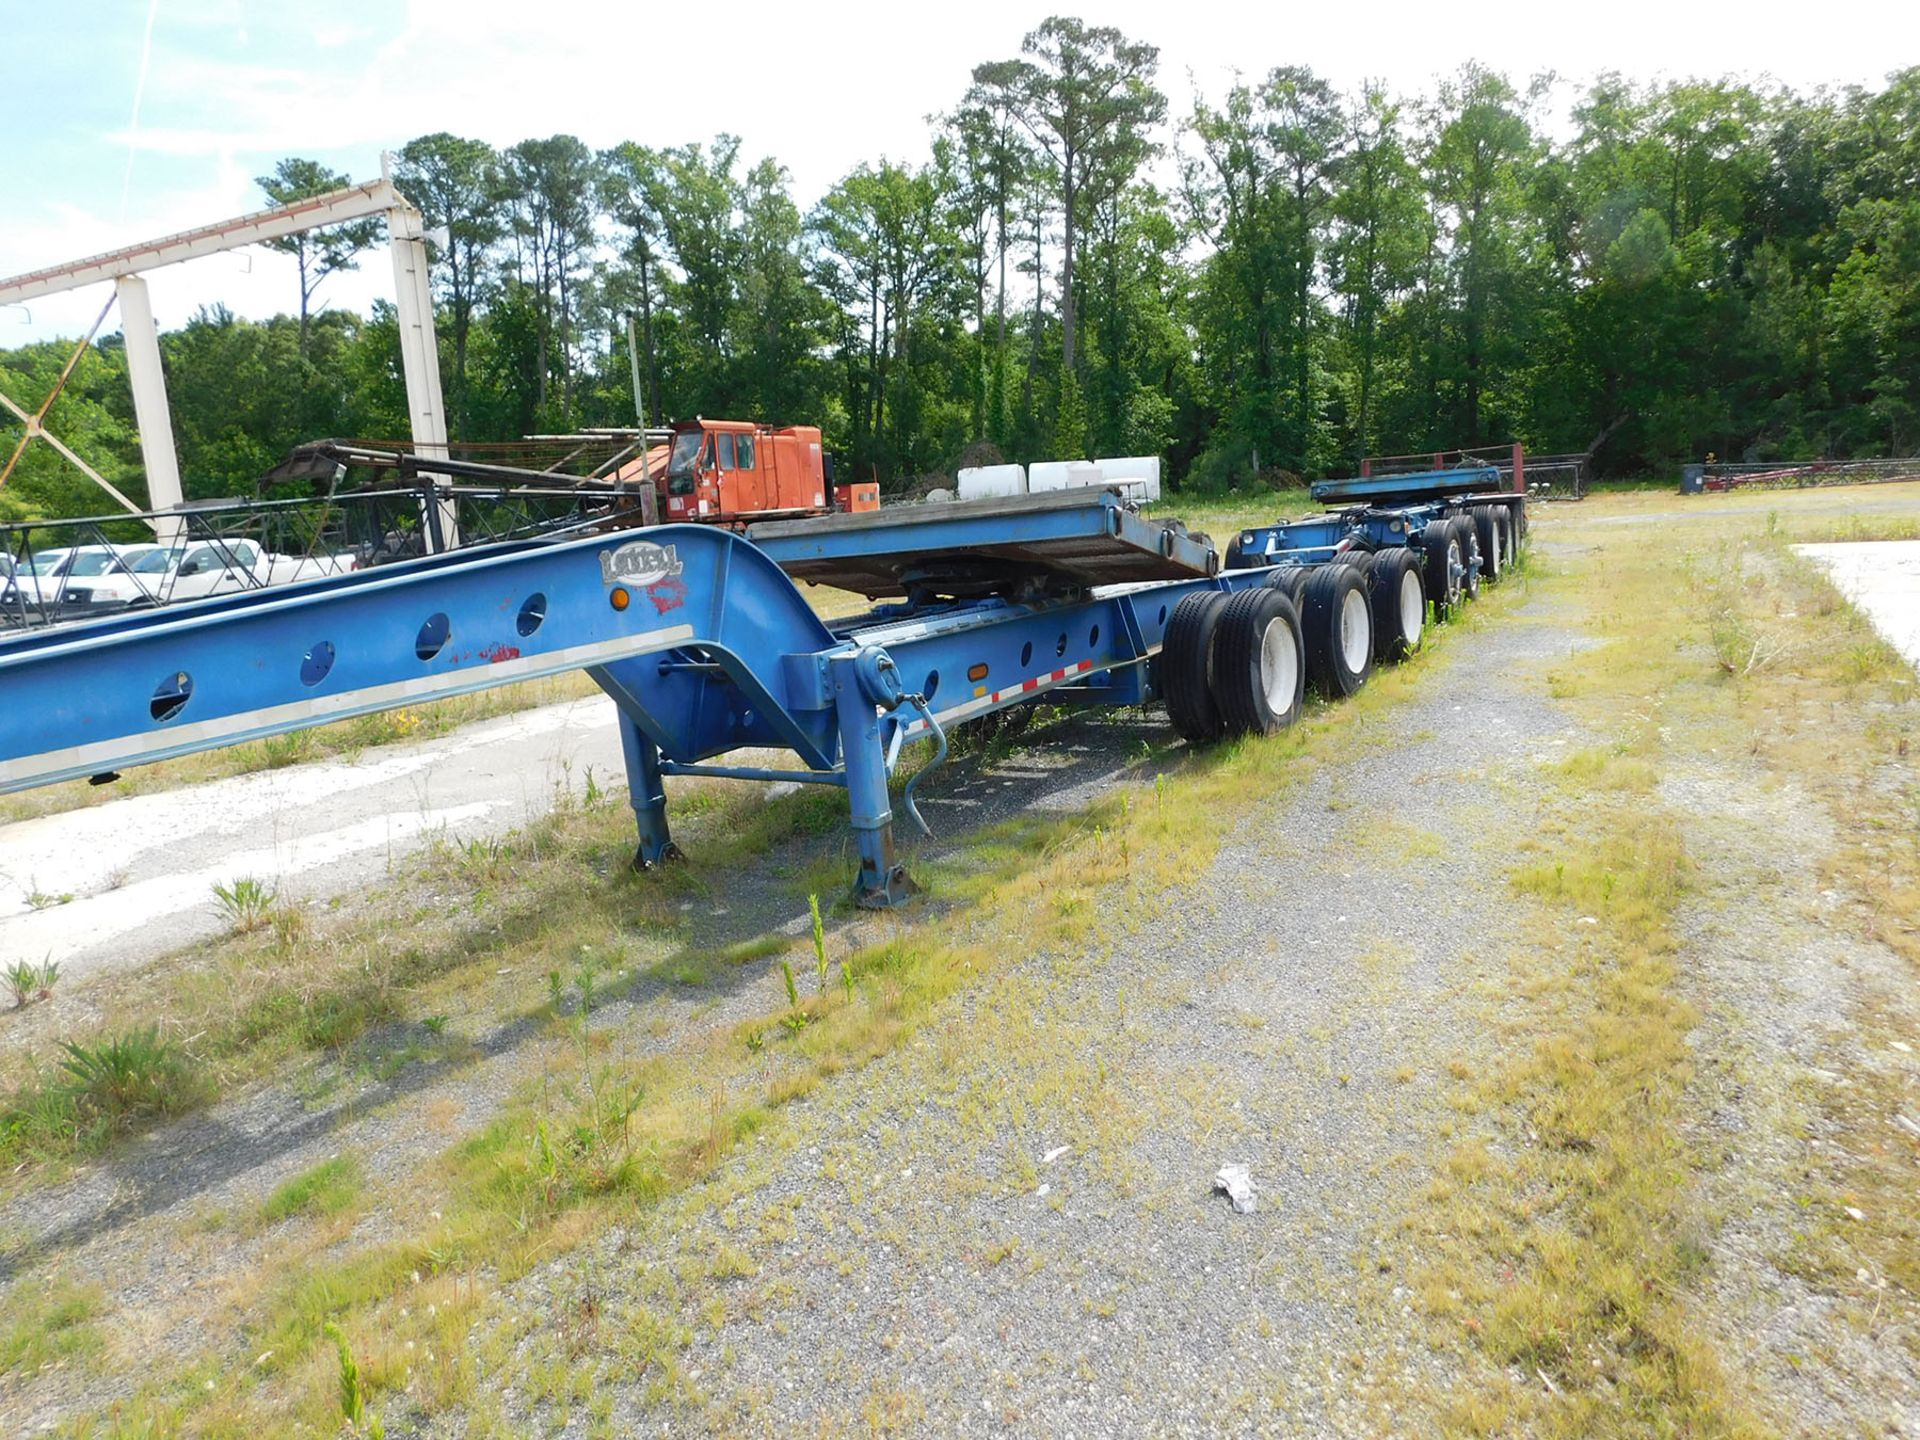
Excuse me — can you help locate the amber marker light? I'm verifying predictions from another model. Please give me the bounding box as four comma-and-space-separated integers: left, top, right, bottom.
610, 587, 631, 611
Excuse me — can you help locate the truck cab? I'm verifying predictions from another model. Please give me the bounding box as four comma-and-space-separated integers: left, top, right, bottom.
655, 419, 875, 525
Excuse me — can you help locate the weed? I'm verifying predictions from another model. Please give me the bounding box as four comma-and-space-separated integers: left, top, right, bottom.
259, 730, 315, 768
24, 883, 73, 910
780, 957, 799, 1009
212, 875, 276, 933
810, 893, 828, 991
422, 1014, 450, 1037
6, 957, 56, 1008
323, 1321, 383, 1436
0, 1026, 205, 1163
58, 1028, 197, 1121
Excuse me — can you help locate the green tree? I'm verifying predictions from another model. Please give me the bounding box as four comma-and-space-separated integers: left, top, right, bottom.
254, 158, 383, 357
995, 17, 1164, 376
395, 134, 503, 440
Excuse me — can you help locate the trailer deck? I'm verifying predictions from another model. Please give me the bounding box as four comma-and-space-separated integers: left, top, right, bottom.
748, 486, 1215, 599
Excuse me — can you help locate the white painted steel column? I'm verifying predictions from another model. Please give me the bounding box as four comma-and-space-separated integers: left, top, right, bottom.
386, 198, 457, 547
115, 274, 184, 541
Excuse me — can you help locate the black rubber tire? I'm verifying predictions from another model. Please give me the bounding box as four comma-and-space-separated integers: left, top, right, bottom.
1366, 547, 1425, 661
1210, 586, 1306, 736
1450, 515, 1481, 601
1162, 590, 1231, 743
1271, 564, 1312, 610
1224, 531, 1251, 569
1419, 522, 1462, 614
1472, 506, 1503, 584
1299, 562, 1374, 697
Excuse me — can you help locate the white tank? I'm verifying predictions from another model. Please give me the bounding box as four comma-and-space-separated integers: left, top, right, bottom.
1028, 461, 1105, 493
1093, 455, 1163, 503
956, 463, 1027, 500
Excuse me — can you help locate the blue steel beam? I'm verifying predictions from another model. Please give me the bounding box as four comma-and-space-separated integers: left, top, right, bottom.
0, 525, 839, 793
1308, 465, 1500, 504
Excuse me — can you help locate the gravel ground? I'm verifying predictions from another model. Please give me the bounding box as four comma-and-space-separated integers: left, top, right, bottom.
0, 692, 1200, 1432
442, 585, 1598, 1437
1661, 751, 1920, 1435
7, 497, 1919, 1435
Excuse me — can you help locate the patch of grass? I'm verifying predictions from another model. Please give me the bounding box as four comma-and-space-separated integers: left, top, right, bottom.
0, 1277, 104, 1375
0, 1026, 207, 1167
262, 1154, 364, 1225
1390, 524, 1766, 1437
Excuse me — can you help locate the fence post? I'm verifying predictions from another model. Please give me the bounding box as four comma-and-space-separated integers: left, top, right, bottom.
1512, 443, 1525, 495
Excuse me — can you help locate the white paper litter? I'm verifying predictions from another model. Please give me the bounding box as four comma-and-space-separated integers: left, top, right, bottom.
1214, 1163, 1257, 1214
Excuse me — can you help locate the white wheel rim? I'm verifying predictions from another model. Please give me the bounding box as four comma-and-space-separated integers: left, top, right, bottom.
1447, 541, 1462, 593
1489, 526, 1502, 574
1339, 587, 1370, 673
1259, 616, 1298, 715
1398, 568, 1424, 644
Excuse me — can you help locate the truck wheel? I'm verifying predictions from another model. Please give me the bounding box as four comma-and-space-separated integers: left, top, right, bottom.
1270, 564, 1312, 610
1419, 522, 1462, 614
1450, 516, 1481, 601
1162, 590, 1230, 743
1211, 587, 1305, 736
1300, 562, 1374, 697
1473, 507, 1504, 584
1368, 548, 1425, 660
1224, 532, 1251, 569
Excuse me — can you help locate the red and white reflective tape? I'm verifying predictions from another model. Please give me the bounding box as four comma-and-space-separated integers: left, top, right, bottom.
901, 658, 1096, 736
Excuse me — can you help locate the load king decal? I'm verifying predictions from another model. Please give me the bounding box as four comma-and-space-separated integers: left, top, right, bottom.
600, 540, 683, 588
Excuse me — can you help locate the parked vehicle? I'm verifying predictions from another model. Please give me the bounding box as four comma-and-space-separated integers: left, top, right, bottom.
612, 418, 879, 525
77, 539, 357, 607
2, 545, 134, 607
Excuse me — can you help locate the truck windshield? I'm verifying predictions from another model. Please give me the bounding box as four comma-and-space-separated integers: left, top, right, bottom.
665, 430, 705, 496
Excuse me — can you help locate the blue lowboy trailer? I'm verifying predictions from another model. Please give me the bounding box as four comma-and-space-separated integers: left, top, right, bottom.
0, 473, 1522, 907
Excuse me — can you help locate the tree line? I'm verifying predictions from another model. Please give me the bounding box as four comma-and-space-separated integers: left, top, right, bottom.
3, 18, 1917, 522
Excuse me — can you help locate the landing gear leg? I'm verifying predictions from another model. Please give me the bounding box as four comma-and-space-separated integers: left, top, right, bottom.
834, 652, 919, 909
617, 712, 683, 871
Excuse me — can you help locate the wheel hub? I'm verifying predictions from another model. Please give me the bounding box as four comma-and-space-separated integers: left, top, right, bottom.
1398, 567, 1423, 644
1339, 587, 1370, 673
1258, 616, 1298, 714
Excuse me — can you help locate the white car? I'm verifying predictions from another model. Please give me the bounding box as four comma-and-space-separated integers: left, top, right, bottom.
62, 544, 174, 607
4, 545, 139, 607
78, 539, 357, 606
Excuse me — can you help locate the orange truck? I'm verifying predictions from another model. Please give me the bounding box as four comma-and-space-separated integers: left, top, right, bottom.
616, 418, 879, 526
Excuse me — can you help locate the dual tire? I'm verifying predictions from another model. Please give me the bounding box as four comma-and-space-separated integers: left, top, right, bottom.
1355, 547, 1425, 661
1162, 588, 1307, 742
1162, 561, 1383, 744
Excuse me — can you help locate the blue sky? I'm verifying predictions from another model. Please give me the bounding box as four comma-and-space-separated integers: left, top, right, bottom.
1, 0, 1907, 344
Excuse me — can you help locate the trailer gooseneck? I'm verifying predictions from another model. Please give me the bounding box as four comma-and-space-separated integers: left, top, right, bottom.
0, 472, 1523, 908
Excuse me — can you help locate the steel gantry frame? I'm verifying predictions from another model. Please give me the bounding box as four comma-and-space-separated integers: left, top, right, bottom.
0, 161, 448, 536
